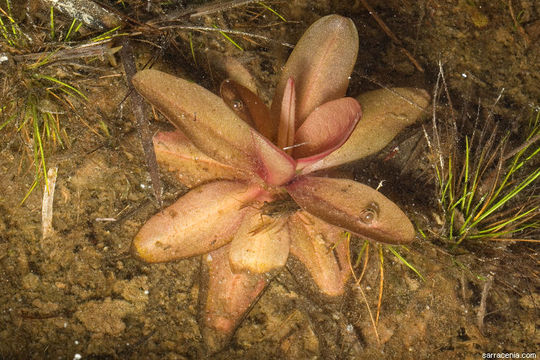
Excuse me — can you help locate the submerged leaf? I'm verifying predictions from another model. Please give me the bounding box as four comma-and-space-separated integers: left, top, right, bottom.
305, 87, 430, 172
132, 181, 266, 263
251, 130, 296, 186
289, 211, 351, 296
154, 130, 251, 187
294, 97, 361, 163
220, 79, 275, 140
229, 213, 290, 273
277, 77, 296, 152
271, 15, 359, 127
132, 69, 257, 171
287, 176, 415, 244
200, 245, 267, 353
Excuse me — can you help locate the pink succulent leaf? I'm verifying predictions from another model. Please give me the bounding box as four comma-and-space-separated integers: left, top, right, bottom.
131, 180, 265, 263
132, 69, 258, 172
251, 130, 296, 186
277, 77, 296, 153
220, 79, 276, 141
286, 176, 415, 245
271, 15, 359, 127
154, 130, 253, 187
304, 87, 430, 173
229, 212, 290, 274
200, 244, 267, 353
294, 96, 361, 162
288, 211, 351, 297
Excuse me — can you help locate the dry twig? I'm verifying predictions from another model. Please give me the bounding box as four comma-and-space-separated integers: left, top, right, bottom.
477, 275, 493, 334
120, 38, 162, 206
359, 0, 424, 72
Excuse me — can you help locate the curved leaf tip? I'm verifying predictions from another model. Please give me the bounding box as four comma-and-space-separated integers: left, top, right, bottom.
286, 176, 415, 245
271, 15, 359, 128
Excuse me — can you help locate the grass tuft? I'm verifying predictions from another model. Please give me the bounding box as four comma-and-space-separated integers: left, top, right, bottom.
425, 66, 539, 246
0, 0, 117, 203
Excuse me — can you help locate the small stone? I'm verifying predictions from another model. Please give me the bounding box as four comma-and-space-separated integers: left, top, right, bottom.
22, 273, 40, 290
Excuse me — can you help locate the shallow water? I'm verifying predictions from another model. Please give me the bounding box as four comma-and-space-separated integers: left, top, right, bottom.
1, 0, 538, 358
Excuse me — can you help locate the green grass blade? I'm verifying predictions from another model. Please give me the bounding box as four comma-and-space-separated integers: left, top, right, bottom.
29, 103, 48, 193
461, 136, 470, 212
212, 24, 243, 51
417, 226, 427, 239
26, 49, 59, 70
65, 18, 80, 42
387, 245, 425, 281
44, 111, 64, 148
90, 26, 123, 42
258, 2, 287, 22
459, 194, 488, 234
0, 113, 15, 131
20, 176, 40, 205
49, 6, 55, 40
464, 148, 486, 217
471, 167, 540, 227
353, 239, 369, 268
476, 205, 538, 235
188, 32, 197, 66
37, 74, 88, 100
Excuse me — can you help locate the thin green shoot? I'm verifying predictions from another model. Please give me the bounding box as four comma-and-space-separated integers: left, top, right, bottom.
44, 111, 65, 148
432, 99, 539, 245
470, 167, 539, 228
20, 175, 40, 205
188, 32, 197, 66
474, 205, 538, 236
90, 26, 124, 42
29, 102, 49, 194
37, 74, 88, 101
0, 1, 93, 205
444, 156, 453, 205
0, 1, 20, 46
258, 2, 287, 22
65, 18, 82, 42
458, 194, 488, 236
460, 136, 470, 212
471, 139, 539, 226
26, 49, 59, 70
353, 238, 369, 268
212, 24, 243, 51
49, 6, 55, 40
0, 15, 12, 45
464, 148, 484, 216
98, 120, 110, 137
0, 112, 15, 131
483, 136, 538, 211
5, 0, 11, 17
387, 245, 425, 281
514, 10, 526, 30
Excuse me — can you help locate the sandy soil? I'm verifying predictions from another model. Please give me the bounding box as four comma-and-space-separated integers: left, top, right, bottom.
0, 0, 538, 359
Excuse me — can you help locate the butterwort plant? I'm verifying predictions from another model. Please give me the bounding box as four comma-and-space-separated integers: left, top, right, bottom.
130, 15, 430, 352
